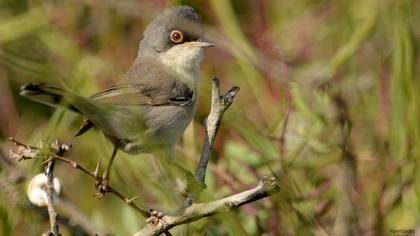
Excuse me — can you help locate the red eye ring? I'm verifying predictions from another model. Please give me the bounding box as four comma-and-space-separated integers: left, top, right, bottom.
170, 30, 184, 43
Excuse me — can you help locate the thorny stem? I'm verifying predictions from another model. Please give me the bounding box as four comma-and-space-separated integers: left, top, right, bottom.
50, 156, 150, 218
1, 148, 103, 235
8, 138, 151, 218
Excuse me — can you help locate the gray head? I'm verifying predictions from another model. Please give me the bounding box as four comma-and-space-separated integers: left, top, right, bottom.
137, 6, 213, 75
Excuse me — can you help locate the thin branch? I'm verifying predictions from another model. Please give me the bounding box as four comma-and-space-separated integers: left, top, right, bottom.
8, 136, 40, 150
48, 156, 97, 179
195, 77, 240, 183
45, 167, 59, 236
8, 138, 151, 218
50, 156, 151, 218
44, 148, 64, 236
1, 148, 104, 235
133, 176, 279, 236
185, 77, 240, 206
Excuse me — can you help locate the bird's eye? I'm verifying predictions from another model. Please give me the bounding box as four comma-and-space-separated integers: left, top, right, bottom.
170, 30, 184, 43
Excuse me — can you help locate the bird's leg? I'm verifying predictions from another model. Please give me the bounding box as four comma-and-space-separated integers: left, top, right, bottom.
103, 144, 118, 180
96, 144, 118, 196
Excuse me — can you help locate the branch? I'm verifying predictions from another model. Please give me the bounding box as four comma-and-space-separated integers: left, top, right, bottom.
196, 77, 240, 182
45, 159, 60, 236
185, 77, 240, 206
133, 176, 279, 236
44, 142, 70, 236
50, 156, 151, 218
1, 148, 105, 235
8, 138, 151, 218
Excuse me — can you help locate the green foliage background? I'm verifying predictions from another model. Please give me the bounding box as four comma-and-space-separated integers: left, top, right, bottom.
0, 0, 419, 235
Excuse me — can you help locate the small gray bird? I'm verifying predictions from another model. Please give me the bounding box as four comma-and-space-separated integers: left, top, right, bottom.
20, 6, 213, 186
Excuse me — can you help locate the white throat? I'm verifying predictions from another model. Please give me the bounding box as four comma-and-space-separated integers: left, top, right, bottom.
159, 43, 203, 91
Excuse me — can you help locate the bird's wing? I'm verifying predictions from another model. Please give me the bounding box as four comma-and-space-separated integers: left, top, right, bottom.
73, 78, 194, 137
90, 81, 194, 107
78, 58, 196, 138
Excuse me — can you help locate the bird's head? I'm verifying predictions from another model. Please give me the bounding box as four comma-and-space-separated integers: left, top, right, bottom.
138, 6, 213, 74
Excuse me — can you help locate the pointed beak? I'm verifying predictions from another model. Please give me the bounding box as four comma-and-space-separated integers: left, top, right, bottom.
190, 39, 215, 48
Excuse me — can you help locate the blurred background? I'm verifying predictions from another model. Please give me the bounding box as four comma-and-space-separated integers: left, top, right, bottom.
0, 0, 419, 235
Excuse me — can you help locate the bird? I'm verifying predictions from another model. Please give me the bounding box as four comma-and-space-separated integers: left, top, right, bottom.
20, 6, 214, 191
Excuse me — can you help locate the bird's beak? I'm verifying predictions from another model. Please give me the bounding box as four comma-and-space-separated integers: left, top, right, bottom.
190, 39, 215, 48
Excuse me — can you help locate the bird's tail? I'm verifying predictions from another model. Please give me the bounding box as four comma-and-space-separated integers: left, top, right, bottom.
20, 83, 81, 113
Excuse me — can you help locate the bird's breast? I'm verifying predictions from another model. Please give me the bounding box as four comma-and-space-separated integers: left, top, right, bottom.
149, 97, 197, 133
113, 102, 197, 154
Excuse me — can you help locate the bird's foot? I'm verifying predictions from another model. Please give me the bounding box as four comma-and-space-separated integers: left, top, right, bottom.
146, 209, 167, 229
93, 145, 117, 198
95, 177, 110, 198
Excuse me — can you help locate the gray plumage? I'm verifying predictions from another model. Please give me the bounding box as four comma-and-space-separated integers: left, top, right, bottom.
20, 6, 213, 154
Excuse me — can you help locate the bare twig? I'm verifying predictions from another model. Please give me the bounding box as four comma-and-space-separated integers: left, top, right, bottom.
45, 162, 60, 235
185, 77, 240, 206
44, 145, 68, 236
133, 176, 279, 236
3, 146, 112, 235
8, 137, 41, 161
50, 155, 151, 218
8, 138, 151, 218
8, 136, 40, 150
195, 77, 240, 182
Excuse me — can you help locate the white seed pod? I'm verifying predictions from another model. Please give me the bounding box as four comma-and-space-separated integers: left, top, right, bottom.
27, 173, 62, 207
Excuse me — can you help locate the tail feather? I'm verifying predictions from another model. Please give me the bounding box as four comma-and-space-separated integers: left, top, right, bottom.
20, 83, 123, 137
20, 83, 81, 113
75, 119, 94, 136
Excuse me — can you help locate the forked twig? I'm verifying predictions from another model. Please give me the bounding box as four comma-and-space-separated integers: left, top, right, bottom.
184, 77, 240, 206
132, 78, 279, 235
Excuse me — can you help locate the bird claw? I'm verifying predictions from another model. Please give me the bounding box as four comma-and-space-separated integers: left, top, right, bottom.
95, 177, 110, 198
146, 209, 166, 227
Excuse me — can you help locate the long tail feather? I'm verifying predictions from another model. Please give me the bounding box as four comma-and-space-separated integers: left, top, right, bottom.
20, 83, 81, 113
